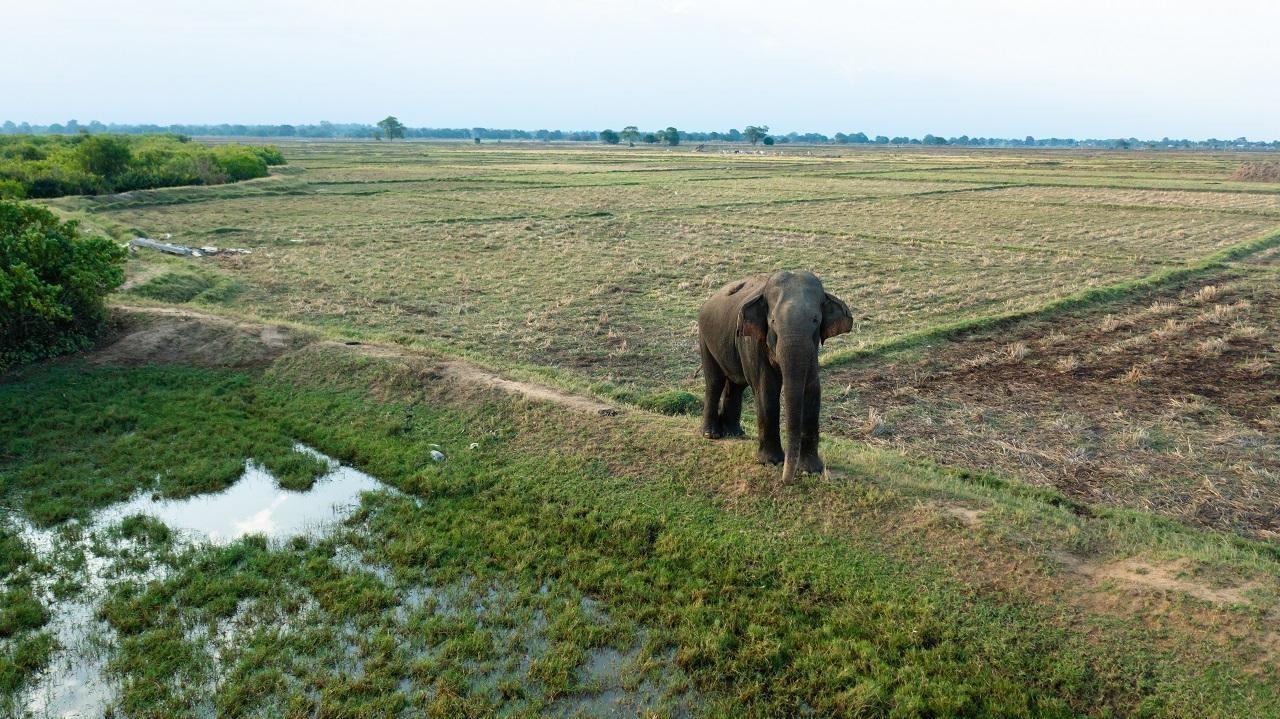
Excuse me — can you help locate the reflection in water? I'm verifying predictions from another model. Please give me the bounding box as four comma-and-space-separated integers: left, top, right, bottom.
14, 445, 389, 719
97, 445, 382, 543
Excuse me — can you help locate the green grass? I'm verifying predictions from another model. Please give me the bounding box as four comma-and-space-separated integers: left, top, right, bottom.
0, 364, 330, 526
3, 353, 1278, 716
129, 269, 243, 304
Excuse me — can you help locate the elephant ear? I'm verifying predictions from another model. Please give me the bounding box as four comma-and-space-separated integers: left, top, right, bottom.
737, 292, 768, 341
820, 292, 853, 342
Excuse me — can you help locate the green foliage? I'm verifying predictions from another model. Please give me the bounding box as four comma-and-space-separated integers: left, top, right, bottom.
598, 129, 620, 145
743, 125, 769, 145
77, 134, 132, 178
762, 135, 775, 146
662, 126, 680, 146
0, 200, 125, 369
247, 145, 286, 166
0, 134, 285, 198
376, 116, 406, 141
636, 389, 701, 415
211, 145, 269, 182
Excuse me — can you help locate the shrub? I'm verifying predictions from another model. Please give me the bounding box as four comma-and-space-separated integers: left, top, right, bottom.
248, 145, 286, 166
76, 135, 132, 180
212, 145, 269, 182
0, 200, 126, 369
0, 134, 283, 198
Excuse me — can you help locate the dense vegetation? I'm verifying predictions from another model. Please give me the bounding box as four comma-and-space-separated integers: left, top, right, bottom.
4, 119, 1277, 149
0, 200, 125, 369
0, 134, 285, 199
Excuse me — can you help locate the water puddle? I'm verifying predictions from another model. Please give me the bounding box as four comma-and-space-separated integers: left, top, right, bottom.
94, 444, 384, 543
10, 444, 390, 719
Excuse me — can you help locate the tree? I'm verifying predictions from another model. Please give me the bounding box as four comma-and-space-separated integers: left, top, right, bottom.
377, 116, 406, 141
762, 136, 775, 146
662, 127, 680, 146
620, 126, 640, 145
76, 135, 132, 182
1, 200, 126, 369
642, 133, 658, 144
743, 125, 769, 145
849, 132, 869, 143
599, 129, 620, 145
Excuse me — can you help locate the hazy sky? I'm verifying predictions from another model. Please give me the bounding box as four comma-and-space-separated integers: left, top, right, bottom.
6, 0, 1278, 138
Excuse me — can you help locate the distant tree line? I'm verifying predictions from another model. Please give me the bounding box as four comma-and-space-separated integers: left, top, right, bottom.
0, 134, 286, 199
3, 120, 1277, 150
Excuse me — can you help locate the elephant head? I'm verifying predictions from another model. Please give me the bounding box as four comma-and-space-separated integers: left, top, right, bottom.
737, 271, 853, 483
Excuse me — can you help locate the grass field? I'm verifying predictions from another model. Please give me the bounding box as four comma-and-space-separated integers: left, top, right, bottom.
6, 141, 1280, 717
58, 143, 1280, 395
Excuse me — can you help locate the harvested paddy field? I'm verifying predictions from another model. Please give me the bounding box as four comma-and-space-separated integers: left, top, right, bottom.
826, 247, 1280, 539
8, 142, 1280, 717
62, 143, 1280, 397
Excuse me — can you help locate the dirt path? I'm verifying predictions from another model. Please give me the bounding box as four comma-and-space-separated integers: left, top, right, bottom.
101, 305, 619, 417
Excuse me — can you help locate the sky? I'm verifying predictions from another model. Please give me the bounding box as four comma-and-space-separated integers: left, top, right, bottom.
5, 0, 1279, 139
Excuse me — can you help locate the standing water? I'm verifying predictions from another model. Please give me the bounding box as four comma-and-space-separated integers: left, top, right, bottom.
10, 444, 391, 718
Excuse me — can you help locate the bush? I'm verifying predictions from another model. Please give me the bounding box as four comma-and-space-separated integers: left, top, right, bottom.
248, 145, 286, 166
0, 200, 125, 369
212, 145, 269, 182
0, 134, 284, 198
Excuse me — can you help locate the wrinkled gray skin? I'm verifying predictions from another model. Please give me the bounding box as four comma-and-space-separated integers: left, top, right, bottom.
697, 271, 854, 484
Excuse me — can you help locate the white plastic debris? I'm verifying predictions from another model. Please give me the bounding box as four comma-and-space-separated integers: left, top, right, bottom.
430, 449, 446, 462
468, 442, 479, 450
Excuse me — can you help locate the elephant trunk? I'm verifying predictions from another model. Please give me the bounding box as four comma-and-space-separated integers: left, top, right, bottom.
778, 333, 818, 484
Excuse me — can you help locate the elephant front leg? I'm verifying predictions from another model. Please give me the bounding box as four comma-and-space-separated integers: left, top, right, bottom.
754, 381, 784, 465
796, 383, 824, 475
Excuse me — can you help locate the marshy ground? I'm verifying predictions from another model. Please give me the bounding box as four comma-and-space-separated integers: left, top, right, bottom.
4, 142, 1280, 717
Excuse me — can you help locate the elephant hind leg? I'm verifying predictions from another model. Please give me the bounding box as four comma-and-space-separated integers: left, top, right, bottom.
719, 382, 746, 437
699, 341, 727, 439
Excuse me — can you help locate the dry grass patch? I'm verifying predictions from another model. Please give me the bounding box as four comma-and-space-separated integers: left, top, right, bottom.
1231, 161, 1280, 183
825, 262, 1280, 539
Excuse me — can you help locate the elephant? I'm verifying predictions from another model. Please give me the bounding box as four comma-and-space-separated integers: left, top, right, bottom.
697, 271, 853, 484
